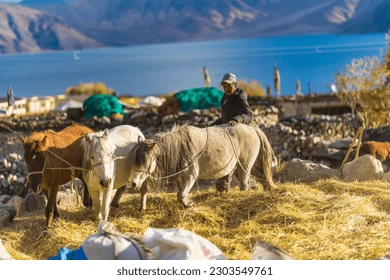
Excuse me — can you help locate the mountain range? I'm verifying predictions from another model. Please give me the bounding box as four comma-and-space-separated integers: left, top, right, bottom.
0, 0, 389, 54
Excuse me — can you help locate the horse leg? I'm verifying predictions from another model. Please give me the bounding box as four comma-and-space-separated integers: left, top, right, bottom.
215, 171, 233, 192
140, 181, 148, 211
80, 178, 92, 208
235, 167, 251, 191
102, 183, 114, 221
177, 177, 196, 208
89, 187, 102, 221
110, 186, 126, 208
45, 185, 59, 228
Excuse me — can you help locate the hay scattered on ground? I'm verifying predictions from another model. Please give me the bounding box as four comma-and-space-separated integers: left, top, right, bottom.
2, 179, 390, 260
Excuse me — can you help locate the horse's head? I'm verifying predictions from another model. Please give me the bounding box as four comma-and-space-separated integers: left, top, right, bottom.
84, 129, 116, 188
21, 135, 48, 193
128, 140, 159, 190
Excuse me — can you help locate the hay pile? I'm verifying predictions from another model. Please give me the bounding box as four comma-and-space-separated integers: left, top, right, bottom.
2, 179, 390, 260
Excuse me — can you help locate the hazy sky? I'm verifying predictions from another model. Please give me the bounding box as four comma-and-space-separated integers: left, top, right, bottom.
0, 0, 21, 2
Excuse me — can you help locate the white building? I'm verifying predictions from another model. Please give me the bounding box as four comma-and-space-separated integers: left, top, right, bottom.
27, 96, 56, 114
0, 97, 27, 116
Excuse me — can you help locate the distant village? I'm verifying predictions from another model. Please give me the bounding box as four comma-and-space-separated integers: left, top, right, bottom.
1, 87, 352, 120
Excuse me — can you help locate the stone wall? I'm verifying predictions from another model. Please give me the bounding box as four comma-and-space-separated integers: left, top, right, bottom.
261, 114, 362, 167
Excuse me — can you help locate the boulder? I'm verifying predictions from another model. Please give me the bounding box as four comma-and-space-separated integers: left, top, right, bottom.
24, 193, 47, 212
342, 155, 383, 181
275, 158, 341, 183
6, 196, 25, 217
0, 210, 9, 228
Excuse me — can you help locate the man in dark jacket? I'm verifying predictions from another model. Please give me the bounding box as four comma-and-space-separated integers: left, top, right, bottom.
211, 73, 253, 126
210, 73, 253, 192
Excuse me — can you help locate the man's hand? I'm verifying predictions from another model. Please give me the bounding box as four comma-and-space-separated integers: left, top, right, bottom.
228, 120, 238, 126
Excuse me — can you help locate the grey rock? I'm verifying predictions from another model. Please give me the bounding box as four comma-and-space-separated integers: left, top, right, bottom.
0, 204, 17, 222
0, 211, 10, 229
275, 158, 341, 183
24, 193, 47, 212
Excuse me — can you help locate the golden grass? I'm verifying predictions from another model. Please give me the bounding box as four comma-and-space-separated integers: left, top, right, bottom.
2, 179, 390, 260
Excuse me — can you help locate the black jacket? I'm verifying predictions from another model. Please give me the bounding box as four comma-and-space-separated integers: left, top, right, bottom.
211, 88, 253, 125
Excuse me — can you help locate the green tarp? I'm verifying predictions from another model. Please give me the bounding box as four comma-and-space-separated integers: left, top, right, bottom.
173, 87, 224, 112
83, 94, 124, 119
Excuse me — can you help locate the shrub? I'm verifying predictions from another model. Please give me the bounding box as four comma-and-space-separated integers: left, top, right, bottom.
65, 82, 114, 95
237, 79, 265, 97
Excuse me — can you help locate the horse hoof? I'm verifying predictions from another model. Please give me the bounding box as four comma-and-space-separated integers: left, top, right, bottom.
110, 203, 120, 208
184, 201, 193, 208
216, 187, 229, 193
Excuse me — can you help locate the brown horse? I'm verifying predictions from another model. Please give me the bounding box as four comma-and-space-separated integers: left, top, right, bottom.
21, 124, 94, 228
359, 141, 390, 168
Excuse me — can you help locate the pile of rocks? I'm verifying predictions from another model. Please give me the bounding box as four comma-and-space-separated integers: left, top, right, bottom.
261, 114, 361, 167
0, 133, 28, 196
0, 112, 71, 132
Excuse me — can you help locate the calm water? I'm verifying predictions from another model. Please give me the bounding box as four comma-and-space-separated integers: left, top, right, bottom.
0, 33, 387, 98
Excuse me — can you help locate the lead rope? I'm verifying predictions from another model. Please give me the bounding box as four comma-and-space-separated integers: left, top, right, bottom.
222, 127, 270, 182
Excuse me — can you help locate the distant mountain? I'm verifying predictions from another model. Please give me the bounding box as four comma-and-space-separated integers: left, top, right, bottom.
338, 0, 390, 34
1, 0, 388, 54
20, 0, 76, 7
0, 4, 101, 53
45, 0, 386, 45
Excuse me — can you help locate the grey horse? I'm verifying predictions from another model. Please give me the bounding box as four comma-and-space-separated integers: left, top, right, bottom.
128, 124, 275, 210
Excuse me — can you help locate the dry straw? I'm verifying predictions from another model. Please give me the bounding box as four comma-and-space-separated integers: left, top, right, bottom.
2, 179, 390, 260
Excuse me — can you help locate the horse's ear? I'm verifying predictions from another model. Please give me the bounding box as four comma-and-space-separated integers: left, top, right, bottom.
85, 133, 92, 144
41, 136, 48, 146
137, 135, 144, 142
103, 129, 109, 138
147, 142, 157, 150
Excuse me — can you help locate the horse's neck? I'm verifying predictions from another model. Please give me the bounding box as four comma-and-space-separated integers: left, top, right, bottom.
48, 139, 83, 167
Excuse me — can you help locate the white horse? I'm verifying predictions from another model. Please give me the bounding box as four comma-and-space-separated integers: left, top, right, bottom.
128, 124, 275, 210
81, 125, 145, 221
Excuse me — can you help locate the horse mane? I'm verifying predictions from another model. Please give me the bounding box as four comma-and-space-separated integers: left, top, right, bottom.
23, 131, 52, 161
23, 139, 40, 161
130, 124, 197, 189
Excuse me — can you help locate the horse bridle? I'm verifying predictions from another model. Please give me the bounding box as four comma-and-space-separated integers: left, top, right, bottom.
25, 149, 85, 199
25, 155, 47, 194
91, 153, 125, 168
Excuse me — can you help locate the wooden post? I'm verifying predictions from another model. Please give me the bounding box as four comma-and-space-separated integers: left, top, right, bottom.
339, 124, 364, 172
355, 122, 365, 159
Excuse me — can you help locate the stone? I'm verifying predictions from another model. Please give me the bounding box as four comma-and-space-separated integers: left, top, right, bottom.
24, 193, 47, 212
329, 137, 358, 150
0, 211, 10, 229
342, 155, 383, 181
6, 196, 25, 217
0, 204, 17, 222
275, 158, 341, 183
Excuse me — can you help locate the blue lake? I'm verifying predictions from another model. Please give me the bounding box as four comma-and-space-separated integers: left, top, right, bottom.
0, 33, 387, 98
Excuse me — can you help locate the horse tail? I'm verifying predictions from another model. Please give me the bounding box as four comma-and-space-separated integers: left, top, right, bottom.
254, 127, 276, 190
